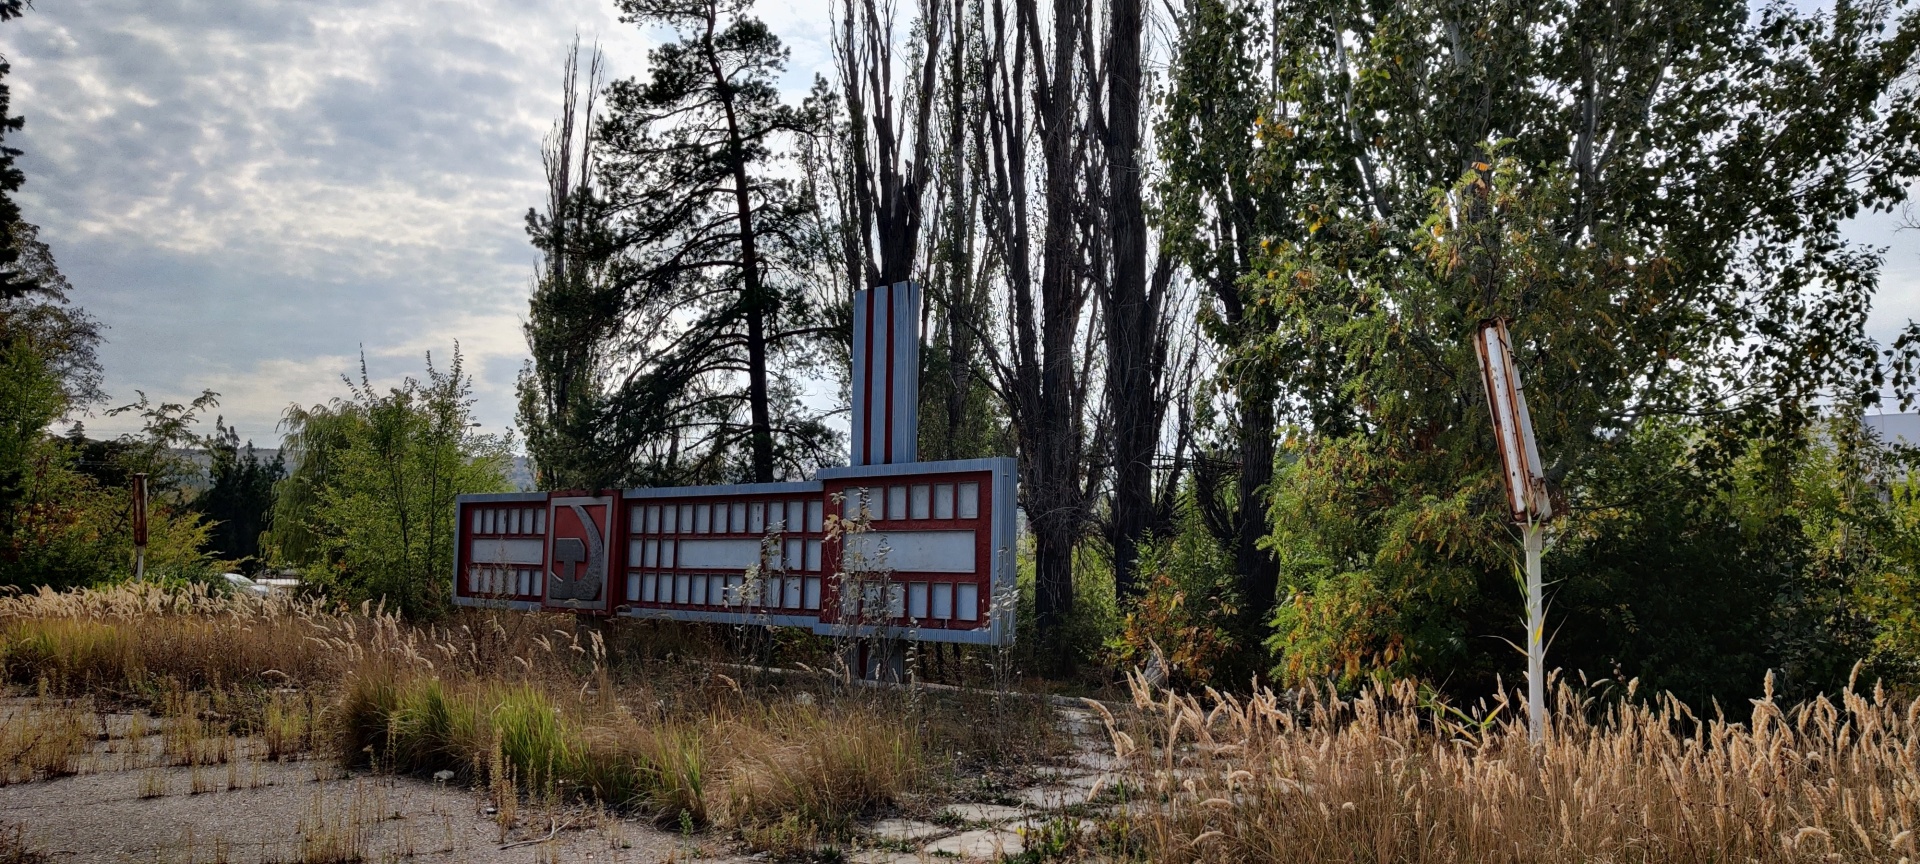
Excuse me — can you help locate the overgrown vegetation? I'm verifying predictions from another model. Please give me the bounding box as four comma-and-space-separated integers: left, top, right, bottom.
1096, 669, 1920, 863
271, 350, 512, 618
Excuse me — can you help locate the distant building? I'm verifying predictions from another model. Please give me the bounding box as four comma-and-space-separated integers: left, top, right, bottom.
1864, 412, 1920, 447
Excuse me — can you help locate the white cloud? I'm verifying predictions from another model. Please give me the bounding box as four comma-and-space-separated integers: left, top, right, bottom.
2, 0, 832, 446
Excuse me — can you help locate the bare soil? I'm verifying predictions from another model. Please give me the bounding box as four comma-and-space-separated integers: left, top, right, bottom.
0, 701, 750, 864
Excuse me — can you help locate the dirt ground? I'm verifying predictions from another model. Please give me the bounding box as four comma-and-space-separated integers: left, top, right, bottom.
0, 700, 750, 864
0, 698, 1117, 864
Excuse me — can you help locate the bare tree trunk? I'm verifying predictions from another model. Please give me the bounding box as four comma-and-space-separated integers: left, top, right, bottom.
1101, 0, 1157, 600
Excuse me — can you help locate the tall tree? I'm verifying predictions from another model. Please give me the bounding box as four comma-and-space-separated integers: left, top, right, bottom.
591, 0, 837, 484
1210, 0, 1920, 699
975, 0, 1100, 633
1097, 0, 1181, 599
519, 41, 622, 491
0, 0, 40, 301
1157, 0, 1289, 623
835, 0, 943, 287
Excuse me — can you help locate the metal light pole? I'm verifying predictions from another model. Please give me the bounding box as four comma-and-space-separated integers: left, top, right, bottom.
1474, 319, 1553, 744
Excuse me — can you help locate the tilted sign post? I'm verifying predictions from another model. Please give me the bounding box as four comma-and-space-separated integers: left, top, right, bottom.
453, 282, 1018, 680
1474, 318, 1554, 743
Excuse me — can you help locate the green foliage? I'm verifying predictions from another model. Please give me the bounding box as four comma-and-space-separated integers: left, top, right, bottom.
1114, 504, 1245, 687
1158, 0, 1920, 704
520, 0, 841, 488
272, 349, 510, 618
0, 243, 214, 590
194, 419, 283, 571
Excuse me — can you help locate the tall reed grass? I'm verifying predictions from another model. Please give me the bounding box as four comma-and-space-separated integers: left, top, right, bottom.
1097, 671, 1920, 863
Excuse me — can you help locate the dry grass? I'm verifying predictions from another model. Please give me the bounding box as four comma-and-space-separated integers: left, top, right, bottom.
1094, 670, 1920, 863
0, 584, 1065, 856
332, 659, 928, 847
0, 696, 91, 784
0, 822, 45, 864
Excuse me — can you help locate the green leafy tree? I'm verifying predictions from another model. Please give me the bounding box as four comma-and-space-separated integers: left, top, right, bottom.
1154, 0, 1920, 703
274, 350, 510, 618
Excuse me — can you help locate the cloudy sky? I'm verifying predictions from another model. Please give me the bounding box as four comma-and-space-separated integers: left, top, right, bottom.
3, 1, 1917, 447
0, 0, 835, 445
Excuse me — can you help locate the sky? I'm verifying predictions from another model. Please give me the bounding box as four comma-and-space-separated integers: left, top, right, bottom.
0, 0, 836, 446
2, 0, 1918, 448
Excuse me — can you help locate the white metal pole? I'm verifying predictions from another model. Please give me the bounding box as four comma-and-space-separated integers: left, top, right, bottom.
1524, 521, 1545, 743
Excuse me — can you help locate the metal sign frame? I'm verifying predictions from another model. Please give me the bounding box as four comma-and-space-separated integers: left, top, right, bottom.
1474, 317, 1552, 524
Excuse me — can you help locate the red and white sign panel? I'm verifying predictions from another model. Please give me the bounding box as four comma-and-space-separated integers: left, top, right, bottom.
452, 458, 1017, 645
1474, 317, 1552, 523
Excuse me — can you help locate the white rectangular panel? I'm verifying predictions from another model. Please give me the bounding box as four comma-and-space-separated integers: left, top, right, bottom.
644, 540, 659, 567
749, 502, 765, 533
931, 582, 953, 619
784, 539, 801, 571
642, 573, 658, 602
534, 509, 545, 534
956, 583, 979, 621
471, 510, 483, 533
469, 538, 545, 566
663, 506, 678, 533
911, 485, 930, 519
805, 539, 821, 571
842, 531, 976, 573
909, 582, 929, 619
934, 484, 954, 519
887, 486, 907, 520
660, 540, 675, 568
676, 539, 762, 569
730, 503, 746, 533
958, 483, 980, 519
646, 505, 660, 533
804, 577, 821, 609
807, 500, 823, 532
691, 575, 708, 606
886, 584, 905, 618
627, 573, 640, 602
785, 577, 802, 609
674, 574, 690, 604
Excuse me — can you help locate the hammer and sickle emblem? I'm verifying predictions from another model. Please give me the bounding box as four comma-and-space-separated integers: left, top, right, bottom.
546, 504, 604, 602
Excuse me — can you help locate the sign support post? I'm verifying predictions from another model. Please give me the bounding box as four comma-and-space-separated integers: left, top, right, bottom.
1523, 519, 1544, 742
131, 473, 148, 583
